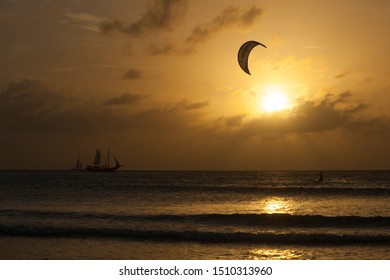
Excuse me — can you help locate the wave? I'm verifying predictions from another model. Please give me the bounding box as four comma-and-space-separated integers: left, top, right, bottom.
3, 180, 390, 197
1, 209, 389, 228
116, 185, 390, 197
0, 224, 389, 246
179, 213, 390, 228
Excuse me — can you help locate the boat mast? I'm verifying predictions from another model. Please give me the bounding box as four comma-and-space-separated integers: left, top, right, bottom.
93, 148, 101, 166
107, 149, 110, 168
77, 152, 82, 168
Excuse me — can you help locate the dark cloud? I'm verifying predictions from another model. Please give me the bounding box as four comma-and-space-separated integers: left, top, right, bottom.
174, 99, 209, 111
0, 80, 127, 134
0, 80, 203, 134
148, 41, 178, 56
271, 94, 364, 134
185, 5, 262, 48
184, 100, 209, 110
150, 5, 263, 55
210, 92, 384, 140
334, 71, 350, 79
0, 80, 73, 131
124, 105, 203, 132
99, 0, 188, 36
104, 93, 148, 106
99, 3, 262, 55
122, 68, 142, 80
223, 114, 246, 128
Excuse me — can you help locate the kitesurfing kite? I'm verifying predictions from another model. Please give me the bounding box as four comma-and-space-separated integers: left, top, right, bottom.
238, 41, 267, 75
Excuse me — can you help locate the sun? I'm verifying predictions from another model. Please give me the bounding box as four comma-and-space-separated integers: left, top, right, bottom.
261, 90, 289, 113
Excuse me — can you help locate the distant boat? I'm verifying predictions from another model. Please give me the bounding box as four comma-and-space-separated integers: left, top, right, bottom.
85, 148, 123, 172
70, 153, 84, 171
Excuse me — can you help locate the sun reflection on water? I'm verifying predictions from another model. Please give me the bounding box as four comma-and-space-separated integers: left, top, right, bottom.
263, 197, 292, 214
249, 248, 303, 260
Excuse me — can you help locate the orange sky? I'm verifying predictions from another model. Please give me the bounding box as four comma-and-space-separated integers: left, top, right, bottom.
1, 0, 390, 170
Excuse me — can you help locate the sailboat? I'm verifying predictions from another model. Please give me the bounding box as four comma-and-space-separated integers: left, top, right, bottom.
85, 148, 123, 172
70, 153, 84, 171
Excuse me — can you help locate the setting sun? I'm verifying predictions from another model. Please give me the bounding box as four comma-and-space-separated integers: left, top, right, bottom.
261, 90, 289, 113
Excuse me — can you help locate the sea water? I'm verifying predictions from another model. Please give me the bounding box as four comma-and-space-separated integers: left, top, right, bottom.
0, 170, 389, 259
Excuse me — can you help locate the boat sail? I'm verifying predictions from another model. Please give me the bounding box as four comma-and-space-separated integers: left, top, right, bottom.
85, 148, 123, 172
70, 153, 84, 171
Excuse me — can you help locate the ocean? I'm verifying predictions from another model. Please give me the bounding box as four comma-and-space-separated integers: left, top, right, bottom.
0, 170, 389, 260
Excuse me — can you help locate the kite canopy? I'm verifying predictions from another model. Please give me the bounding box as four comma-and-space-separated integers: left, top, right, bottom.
238, 40, 267, 75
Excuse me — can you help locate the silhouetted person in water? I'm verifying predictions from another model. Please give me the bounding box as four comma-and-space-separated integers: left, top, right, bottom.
318, 171, 323, 183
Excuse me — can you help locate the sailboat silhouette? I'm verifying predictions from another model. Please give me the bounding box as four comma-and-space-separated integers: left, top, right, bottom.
85, 148, 123, 172
70, 153, 84, 171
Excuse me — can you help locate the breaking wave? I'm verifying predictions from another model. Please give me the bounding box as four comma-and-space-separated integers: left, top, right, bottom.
1, 209, 389, 228
0, 224, 389, 246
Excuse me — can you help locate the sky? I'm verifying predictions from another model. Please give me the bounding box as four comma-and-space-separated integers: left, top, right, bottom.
1, 0, 390, 170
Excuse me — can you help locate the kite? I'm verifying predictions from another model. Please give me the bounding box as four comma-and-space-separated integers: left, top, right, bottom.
238, 41, 267, 75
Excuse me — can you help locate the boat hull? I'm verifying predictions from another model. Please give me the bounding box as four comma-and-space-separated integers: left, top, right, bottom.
85, 165, 120, 172
69, 168, 85, 172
